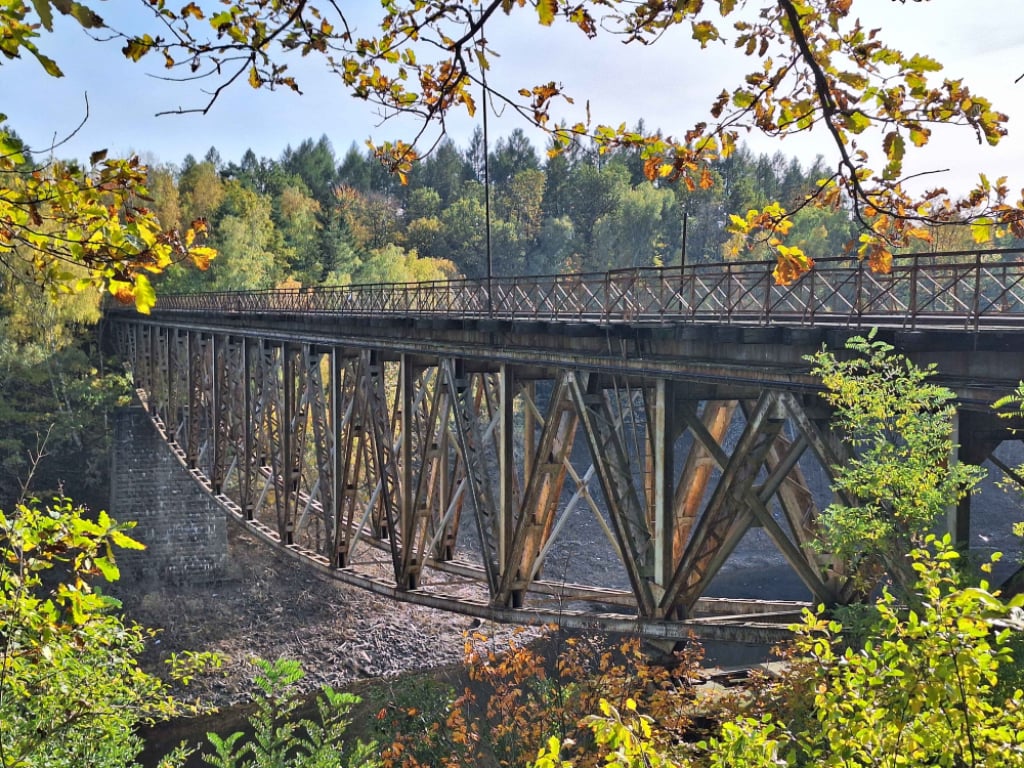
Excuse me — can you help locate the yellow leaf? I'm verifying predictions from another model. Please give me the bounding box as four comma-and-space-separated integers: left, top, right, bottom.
190, 246, 216, 271
536, 0, 556, 26
133, 273, 156, 314
971, 217, 994, 244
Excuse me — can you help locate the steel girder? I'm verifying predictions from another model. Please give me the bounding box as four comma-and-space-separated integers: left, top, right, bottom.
113, 319, 887, 638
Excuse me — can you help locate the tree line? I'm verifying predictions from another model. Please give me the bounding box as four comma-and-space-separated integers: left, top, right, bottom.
153, 128, 999, 294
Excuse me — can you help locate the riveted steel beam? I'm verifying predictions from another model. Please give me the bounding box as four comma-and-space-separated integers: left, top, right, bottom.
569, 371, 656, 617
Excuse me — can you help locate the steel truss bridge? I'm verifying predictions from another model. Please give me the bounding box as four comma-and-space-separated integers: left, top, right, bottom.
107, 250, 1024, 643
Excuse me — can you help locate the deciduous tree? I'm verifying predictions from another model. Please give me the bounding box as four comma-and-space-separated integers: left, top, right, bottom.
102, 0, 1024, 284
706, 539, 1024, 768
0, 3, 214, 311
807, 331, 984, 591
0, 497, 215, 768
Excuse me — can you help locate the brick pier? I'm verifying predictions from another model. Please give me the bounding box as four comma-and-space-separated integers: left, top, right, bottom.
110, 406, 226, 586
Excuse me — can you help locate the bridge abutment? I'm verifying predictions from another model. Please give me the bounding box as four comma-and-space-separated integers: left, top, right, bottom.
110, 405, 227, 586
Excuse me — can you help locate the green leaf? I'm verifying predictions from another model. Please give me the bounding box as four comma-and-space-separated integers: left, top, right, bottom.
732, 90, 755, 109
31, 49, 64, 77
909, 127, 929, 147
210, 10, 233, 29
846, 110, 870, 133
122, 36, 152, 62
30, 0, 54, 31
907, 53, 943, 72
47, 0, 103, 27
94, 554, 120, 581
691, 20, 721, 48
109, 528, 145, 551
971, 216, 994, 244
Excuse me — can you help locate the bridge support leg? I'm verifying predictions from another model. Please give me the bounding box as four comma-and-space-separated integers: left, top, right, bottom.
650, 378, 677, 599
945, 410, 970, 551
110, 406, 227, 586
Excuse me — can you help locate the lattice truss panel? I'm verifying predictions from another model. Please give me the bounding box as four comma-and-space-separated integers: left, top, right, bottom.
118, 322, 875, 633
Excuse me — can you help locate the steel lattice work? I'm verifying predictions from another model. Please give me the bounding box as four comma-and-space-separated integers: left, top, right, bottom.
113, 326, 893, 643
106, 253, 1024, 642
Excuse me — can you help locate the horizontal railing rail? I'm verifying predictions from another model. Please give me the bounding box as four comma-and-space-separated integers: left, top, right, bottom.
124, 248, 1024, 331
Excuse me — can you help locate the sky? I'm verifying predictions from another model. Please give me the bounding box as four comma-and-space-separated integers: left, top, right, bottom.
3, 0, 1022, 195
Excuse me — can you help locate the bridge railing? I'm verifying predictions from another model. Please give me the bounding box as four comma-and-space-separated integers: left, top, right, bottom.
141, 248, 1024, 329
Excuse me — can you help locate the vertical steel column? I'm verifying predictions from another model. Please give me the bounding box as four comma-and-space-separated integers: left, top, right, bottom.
168, 329, 185, 444
142, 324, 155, 400
282, 344, 298, 545
947, 409, 971, 550
330, 348, 344, 565
337, 354, 368, 566
158, 326, 171, 427
436, 378, 455, 561
498, 364, 515, 571
399, 353, 416, 588
210, 334, 222, 492
650, 378, 675, 599
186, 331, 202, 468
241, 338, 256, 520
365, 350, 402, 574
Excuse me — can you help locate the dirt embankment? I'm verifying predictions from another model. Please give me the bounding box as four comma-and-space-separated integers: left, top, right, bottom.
115, 524, 536, 709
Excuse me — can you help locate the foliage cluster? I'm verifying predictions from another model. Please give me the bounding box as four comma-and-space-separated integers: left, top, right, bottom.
3, 0, 1023, 305
806, 331, 985, 590
87, 0, 1024, 284
151, 141, 457, 293
199, 657, 378, 768
376, 630, 715, 768
150, 133, 981, 295
0, 2, 220, 313
0, 271, 132, 508
0, 496, 215, 768
705, 538, 1024, 768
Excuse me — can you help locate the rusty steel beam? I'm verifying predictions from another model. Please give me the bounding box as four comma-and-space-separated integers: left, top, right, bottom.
497, 372, 578, 606
569, 372, 656, 617
109, 308, 1009, 643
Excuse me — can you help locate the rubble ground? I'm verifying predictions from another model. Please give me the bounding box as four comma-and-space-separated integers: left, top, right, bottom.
116, 524, 535, 709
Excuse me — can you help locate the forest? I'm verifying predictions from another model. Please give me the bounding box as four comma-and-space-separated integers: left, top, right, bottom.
149, 130, 1024, 296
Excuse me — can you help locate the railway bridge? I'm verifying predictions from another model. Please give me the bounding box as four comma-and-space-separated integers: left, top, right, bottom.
105, 250, 1024, 643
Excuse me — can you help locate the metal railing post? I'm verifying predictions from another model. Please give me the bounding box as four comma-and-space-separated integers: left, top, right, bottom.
909, 256, 918, 329
762, 266, 771, 324
972, 251, 982, 331
726, 263, 733, 321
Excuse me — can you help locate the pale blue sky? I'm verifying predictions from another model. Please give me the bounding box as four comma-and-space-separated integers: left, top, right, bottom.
3, 0, 1021, 195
